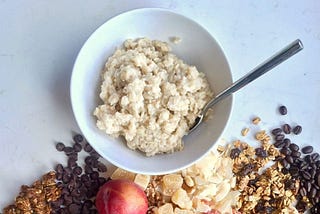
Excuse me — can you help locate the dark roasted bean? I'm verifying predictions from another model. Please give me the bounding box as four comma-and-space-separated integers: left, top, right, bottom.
279, 105, 287, 115
56, 142, 65, 151
304, 155, 313, 163
285, 155, 294, 164
299, 187, 307, 197
289, 167, 299, 177
73, 134, 84, 143
283, 138, 291, 148
255, 148, 267, 158
301, 145, 313, 154
230, 148, 241, 159
282, 124, 291, 134
301, 146, 313, 154
302, 171, 312, 180
317, 173, 320, 186
240, 163, 255, 176
90, 171, 99, 180
280, 148, 291, 156
68, 158, 77, 168
55, 164, 64, 174
311, 153, 320, 161
85, 165, 93, 174
275, 134, 285, 141
310, 187, 317, 198
291, 151, 301, 158
281, 159, 289, 168
272, 128, 282, 136
274, 140, 285, 148
281, 167, 289, 174
293, 125, 302, 135
289, 143, 299, 152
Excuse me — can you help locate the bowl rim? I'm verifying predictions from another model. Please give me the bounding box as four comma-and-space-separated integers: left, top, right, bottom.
70, 7, 234, 175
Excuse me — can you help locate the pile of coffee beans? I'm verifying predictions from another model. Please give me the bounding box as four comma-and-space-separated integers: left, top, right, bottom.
273, 106, 320, 213
50, 133, 109, 214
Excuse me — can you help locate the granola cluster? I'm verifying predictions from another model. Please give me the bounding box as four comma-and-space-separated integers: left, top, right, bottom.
3, 171, 61, 214
229, 128, 300, 213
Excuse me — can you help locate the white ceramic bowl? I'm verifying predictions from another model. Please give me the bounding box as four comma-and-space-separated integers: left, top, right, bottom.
71, 8, 233, 175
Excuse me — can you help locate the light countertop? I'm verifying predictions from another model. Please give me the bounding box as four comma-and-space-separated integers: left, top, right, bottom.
1, 0, 319, 209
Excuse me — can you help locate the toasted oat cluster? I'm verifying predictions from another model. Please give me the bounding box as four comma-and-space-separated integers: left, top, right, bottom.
3, 171, 61, 214
110, 150, 240, 214
94, 38, 213, 156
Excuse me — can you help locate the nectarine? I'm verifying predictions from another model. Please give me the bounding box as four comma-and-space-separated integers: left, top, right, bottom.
96, 179, 148, 214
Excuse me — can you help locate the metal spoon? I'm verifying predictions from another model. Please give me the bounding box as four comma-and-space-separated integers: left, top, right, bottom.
188, 39, 303, 134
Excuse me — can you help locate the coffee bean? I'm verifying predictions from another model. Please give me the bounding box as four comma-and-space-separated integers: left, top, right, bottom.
272, 128, 282, 136
311, 153, 320, 161
280, 148, 291, 156
275, 134, 285, 141
73, 166, 82, 175
279, 105, 287, 115
302, 146, 313, 154
302, 171, 312, 180
283, 138, 291, 148
310, 187, 317, 199
291, 151, 301, 159
281, 159, 289, 168
289, 167, 299, 177
293, 125, 302, 135
56, 142, 65, 151
282, 124, 291, 134
285, 155, 294, 164
289, 143, 299, 152
84, 165, 93, 174
274, 140, 285, 148
317, 173, 320, 186
299, 187, 307, 197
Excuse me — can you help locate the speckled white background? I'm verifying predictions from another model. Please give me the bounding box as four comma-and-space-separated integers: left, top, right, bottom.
1, 0, 319, 210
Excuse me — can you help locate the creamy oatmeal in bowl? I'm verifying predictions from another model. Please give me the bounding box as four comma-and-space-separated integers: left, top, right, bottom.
94, 38, 213, 156
70, 8, 233, 174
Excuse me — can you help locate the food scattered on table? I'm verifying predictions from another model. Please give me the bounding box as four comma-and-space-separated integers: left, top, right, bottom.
110, 151, 240, 214
95, 179, 148, 214
3, 171, 61, 213
3, 105, 320, 214
93, 37, 213, 156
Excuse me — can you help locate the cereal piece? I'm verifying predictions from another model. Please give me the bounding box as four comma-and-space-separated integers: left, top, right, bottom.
162, 174, 183, 196
134, 174, 151, 190
241, 127, 250, 136
171, 188, 192, 209
183, 176, 194, 187
111, 168, 136, 181
252, 117, 261, 125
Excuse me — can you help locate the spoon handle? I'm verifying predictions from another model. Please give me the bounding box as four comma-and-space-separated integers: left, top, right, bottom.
203, 39, 303, 113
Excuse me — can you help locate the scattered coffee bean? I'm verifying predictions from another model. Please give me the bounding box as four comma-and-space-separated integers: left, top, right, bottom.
289, 143, 299, 152
271, 128, 282, 136
279, 105, 287, 115
280, 148, 291, 156
275, 134, 285, 141
302, 146, 313, 154
73, 143, 82, 152
73, 134, 84, 143
282, 124, 291, 134
285, 155, 294, 164
293, 125, 302, 135
274, 140, 285, 148
282, 138, 291, 148
311, 153, 320, 162
291, 151, 301, 158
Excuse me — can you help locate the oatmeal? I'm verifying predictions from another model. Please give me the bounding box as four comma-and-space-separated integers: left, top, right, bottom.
94, 38, 213, 156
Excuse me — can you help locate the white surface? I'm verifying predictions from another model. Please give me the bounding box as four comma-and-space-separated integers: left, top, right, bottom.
71, 8, 233, 175
0, 0, 319, 210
